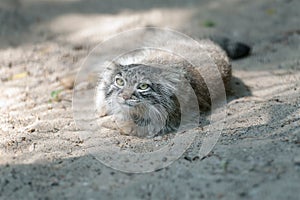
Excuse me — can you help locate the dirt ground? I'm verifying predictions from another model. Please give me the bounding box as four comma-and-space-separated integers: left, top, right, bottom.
0, 0, 300, 199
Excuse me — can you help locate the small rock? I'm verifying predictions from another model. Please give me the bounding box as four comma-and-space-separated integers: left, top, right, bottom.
29, 143, 37, 152
73, 45, 84, 51
28, 128, 35, 133
293, 156, 300, 165
153, 136, 162, 141
51, 182, 59, 187
60, 75, 75, 90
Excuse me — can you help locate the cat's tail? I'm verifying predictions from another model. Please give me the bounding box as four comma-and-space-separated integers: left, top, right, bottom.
210, 36, 251, 60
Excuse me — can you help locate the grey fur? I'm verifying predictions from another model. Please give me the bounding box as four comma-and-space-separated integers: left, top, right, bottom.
95, 38, 231, 138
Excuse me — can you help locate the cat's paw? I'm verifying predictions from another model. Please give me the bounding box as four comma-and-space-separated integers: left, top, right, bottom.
117, 121, 138, 136
98, 115, 118, 130
100, 116, 138, 136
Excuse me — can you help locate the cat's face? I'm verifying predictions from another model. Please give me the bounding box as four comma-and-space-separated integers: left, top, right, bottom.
106, 64, 168, 109
101, 63, 185, 136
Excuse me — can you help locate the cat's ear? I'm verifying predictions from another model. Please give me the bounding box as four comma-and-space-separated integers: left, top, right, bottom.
99, 61, 117, 82
106, 61, 124, 75
110, 61, 122, 70
111, 61, 132, 72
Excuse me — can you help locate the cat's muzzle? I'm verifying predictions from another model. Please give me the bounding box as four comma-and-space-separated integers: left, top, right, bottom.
117, 96, 139, 107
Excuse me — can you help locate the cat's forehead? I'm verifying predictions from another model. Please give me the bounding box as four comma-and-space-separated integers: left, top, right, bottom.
118, 64, 161, 80
123, 64, 154, 73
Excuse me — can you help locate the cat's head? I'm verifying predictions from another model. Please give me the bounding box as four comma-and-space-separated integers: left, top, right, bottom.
104, 62, 183, 111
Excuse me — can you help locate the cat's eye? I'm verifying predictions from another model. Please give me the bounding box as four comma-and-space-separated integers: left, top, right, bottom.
138, 83, 149, 90
115, 77, 125, 87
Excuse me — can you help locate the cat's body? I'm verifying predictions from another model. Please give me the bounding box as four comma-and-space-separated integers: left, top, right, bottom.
95, 36, 250, 137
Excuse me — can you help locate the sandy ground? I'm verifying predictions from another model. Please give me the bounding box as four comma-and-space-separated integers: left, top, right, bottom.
0, 0, 300, 199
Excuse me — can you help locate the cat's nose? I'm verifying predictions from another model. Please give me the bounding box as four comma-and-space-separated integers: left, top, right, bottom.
122, 94, 130, 100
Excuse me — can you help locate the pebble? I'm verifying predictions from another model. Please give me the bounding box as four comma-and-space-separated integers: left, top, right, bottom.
153, 136, 162, 141
60, 75, 75, 90
0, 99, 8, 108
293, 156, 300, 165
29, 143, 36, 152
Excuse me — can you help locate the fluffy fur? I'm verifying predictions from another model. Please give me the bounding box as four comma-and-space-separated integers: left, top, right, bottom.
95, 38, 231, 138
